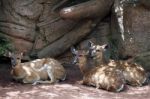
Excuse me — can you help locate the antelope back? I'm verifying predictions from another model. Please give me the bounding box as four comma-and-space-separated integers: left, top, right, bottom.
122, 61, 147, 86
83, 66, 125, 92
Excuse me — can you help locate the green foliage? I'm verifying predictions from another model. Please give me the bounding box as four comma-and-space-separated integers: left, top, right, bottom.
0, 34, 12, 55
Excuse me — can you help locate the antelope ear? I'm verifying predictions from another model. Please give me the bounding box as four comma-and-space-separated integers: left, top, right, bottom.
71, 46, 78, 55
102, 44, 109, 49
8, 52, 12, 57
20, 52, 23, 57
88, 40, 94, 47
8, 52, 15, 58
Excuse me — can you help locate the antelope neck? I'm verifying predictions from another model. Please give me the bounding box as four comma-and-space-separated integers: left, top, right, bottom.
78, 56, 92, 74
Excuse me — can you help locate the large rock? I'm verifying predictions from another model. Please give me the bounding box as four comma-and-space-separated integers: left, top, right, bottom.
0, 0, 113, 59
139, 0, 150, 9
0, 0, 90, 58
134, 52, 150, 71
111, 0, 150, 69
78, 17, 111, 50
124, 4, 150, 57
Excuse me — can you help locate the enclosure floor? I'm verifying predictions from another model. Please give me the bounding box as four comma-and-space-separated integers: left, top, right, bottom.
0, 63, 150, 99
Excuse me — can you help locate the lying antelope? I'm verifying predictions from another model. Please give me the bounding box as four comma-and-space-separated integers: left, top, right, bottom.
9, 52, 66, 85
71, 47, 125, 92
88, 41, 148, 86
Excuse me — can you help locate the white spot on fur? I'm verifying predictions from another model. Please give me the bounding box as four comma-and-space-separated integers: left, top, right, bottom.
126, 67, 130, 71
137, 66, 144, 71
108, 60, 117, 66
22, 66, 31, 75
99, 74, 105, 84
30, 63, 35, 67
93, 74, 99, 82
130, 72, 134, 78
32, 59, 41, 62
35, 64, 51, 72
45, 64, 52, 70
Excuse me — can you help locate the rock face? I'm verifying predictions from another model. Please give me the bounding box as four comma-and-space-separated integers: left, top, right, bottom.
111, 0, 150, 70
134, 52, 150, 71
0, 0, 113, 59
123, 4, 150, 57
139, 0, 150, 9
0, 0, 78, 58
78, 17, 111, 50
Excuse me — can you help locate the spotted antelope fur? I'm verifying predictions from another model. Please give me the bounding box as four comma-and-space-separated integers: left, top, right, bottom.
88, 41, 148, 86
71, 47, 125, 92
9, 52, 66, 85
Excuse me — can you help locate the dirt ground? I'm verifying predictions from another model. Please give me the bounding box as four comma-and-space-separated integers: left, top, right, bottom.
0, 58, 150, 99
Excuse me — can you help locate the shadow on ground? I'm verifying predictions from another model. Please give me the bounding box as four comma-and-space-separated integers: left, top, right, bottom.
0, 57, 150, 99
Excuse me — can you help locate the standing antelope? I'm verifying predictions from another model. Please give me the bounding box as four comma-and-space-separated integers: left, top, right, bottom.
9, 52, 66, 85
88, 41, 148, 86
71, 47, 125, 92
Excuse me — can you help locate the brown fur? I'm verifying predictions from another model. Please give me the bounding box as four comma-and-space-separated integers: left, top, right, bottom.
108, 60, 147, 86
71, 48, 125, 92
10, 53, 66, 85
88, 42, 148, 86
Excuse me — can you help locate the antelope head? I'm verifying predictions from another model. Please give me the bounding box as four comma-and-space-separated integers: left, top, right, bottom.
71, 47, 89, 64
87, 41, 109, 58
9, 52, 23, 68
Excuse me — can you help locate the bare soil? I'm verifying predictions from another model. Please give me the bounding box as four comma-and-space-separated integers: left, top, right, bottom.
0, 59, 150, 99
